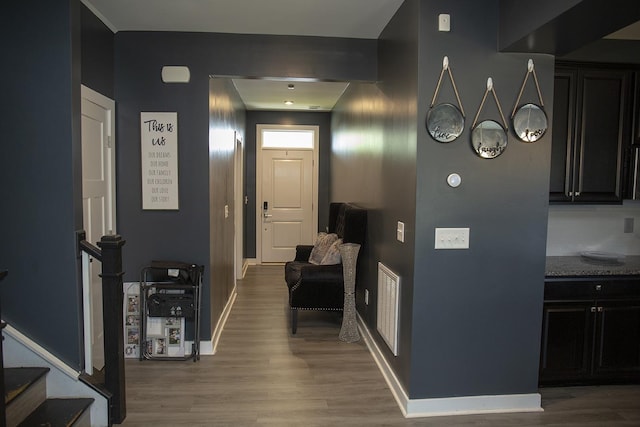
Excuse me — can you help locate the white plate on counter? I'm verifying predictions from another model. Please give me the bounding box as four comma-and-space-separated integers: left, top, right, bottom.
580, 251, 626, 265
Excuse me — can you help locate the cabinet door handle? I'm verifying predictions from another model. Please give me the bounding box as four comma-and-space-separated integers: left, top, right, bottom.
590, 306, 597, 313
568, 191, 573, 197
595, 284, 602, 291
575, 191, 581, 196
597, 306, 603, 312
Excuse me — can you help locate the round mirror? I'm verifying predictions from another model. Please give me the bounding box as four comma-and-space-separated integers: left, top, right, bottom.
512, 103, 547, 142
426, 103, 464, 143
471, 120, 507, 159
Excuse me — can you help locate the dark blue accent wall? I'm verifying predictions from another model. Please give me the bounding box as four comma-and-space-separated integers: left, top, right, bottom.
80, 3, 114, 98
244, 111, 332, 258
1, 0, 84, 368
413, 0, 553, 398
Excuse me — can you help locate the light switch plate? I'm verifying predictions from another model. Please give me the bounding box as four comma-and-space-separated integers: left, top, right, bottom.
397, 221, 405, 243
435, 227, 469, 249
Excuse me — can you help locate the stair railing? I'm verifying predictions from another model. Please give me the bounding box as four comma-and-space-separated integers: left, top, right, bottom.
77, 232, 127, 425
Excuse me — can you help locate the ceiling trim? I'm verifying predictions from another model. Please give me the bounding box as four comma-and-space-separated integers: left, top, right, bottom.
81, 0, 117, 33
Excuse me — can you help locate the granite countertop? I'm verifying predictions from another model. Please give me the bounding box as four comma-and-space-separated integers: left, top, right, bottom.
546, 255, 640, 277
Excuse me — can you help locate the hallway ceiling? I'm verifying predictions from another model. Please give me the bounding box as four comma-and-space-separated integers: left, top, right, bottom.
231, 79, 349, 112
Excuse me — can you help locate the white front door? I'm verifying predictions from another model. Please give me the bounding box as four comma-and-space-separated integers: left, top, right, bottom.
257, 125, 318, 263
81, 86, 116, 372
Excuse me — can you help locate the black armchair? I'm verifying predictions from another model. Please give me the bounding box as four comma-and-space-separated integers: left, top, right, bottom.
284, 202, 367, 334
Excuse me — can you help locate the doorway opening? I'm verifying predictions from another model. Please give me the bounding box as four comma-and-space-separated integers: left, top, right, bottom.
80, 85, 116, 375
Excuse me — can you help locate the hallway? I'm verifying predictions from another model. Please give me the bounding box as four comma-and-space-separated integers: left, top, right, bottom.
121, 265, 640, 426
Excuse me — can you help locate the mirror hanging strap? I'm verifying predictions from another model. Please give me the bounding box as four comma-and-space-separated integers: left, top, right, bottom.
430, 56, 465, 117
472, 77, 508, 131
511, 59, 545, 118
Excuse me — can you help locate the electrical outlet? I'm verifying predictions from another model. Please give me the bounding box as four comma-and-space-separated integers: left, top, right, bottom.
435, 227, 470, 249
624, 217, 634, 233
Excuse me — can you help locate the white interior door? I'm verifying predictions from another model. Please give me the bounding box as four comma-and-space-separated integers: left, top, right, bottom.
81, 85, 116, 372
261, 149, 314, 262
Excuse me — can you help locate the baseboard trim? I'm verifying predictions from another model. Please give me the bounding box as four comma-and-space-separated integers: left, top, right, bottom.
211, 285, 237, 355
242, 259, 250, 277
3, 324, 80, 379
356, 314, 543, 418
184, 285, 237, 357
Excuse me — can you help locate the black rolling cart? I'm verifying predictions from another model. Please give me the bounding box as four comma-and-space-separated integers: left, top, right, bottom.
139, 260, 203, 362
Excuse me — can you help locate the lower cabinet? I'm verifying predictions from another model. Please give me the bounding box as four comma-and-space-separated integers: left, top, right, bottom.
540, 280, 640, 385
594, 301, 640, 379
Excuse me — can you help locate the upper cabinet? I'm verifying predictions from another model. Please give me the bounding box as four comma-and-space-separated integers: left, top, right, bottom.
550, 63, 633, 204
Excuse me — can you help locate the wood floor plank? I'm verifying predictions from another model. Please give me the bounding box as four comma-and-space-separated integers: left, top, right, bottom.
121, 265, 640, 426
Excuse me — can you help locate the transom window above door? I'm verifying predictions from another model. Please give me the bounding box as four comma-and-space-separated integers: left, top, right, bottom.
261, 129, 315, 149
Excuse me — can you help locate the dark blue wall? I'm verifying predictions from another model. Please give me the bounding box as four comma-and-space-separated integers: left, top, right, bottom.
413, 0, 553, 398
80, 3, 114, 98
244, 111, 332, 258
1, 0, 84, 368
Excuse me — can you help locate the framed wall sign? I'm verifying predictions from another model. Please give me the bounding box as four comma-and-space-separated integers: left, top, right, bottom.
140, 112, 179, 210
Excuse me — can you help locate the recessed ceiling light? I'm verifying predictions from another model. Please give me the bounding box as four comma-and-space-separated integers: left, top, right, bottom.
284, 100, 294, 105
287, 84, 295, 90
309, 106, 320, 110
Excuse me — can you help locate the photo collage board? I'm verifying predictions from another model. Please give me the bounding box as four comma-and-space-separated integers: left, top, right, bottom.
124, 282, 186, 359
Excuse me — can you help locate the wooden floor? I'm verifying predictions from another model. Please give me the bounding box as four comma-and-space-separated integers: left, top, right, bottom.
121, 265, 640, 426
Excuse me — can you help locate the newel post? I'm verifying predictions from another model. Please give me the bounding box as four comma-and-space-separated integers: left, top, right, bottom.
97, 235, 127, 424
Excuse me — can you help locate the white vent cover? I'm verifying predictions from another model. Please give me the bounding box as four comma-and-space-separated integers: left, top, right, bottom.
377, 262, 400, 356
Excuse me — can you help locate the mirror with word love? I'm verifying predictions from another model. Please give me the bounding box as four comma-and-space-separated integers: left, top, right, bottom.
426, 56, 466, 143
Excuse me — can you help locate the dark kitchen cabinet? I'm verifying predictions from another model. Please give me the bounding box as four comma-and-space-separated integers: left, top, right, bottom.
593, 301, 640, 379
540, 279, 640, 385
539, 301, 592, 383
550, 64, 632, 203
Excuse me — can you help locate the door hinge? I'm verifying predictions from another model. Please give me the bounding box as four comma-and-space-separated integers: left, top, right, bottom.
107, 135, 112, 148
